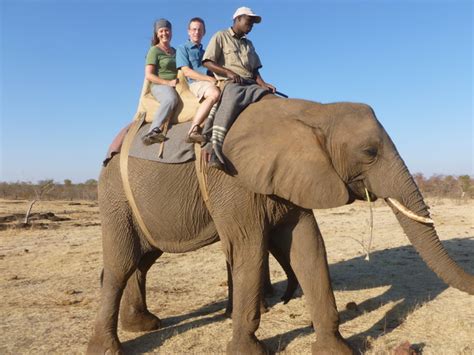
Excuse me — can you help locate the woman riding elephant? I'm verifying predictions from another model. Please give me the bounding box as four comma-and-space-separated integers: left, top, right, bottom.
142, 18, 179, 145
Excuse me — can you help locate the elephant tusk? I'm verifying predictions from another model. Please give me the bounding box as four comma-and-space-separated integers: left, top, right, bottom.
387, 198, 434, 224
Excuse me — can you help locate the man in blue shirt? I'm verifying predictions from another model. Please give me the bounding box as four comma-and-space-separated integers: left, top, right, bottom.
176, 17, 221, 144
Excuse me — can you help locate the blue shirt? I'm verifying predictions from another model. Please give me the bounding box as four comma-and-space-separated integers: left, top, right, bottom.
176, 40, 211, 83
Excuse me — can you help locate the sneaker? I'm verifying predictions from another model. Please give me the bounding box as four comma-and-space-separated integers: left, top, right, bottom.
185, 126, 207, 144
142, 128, 166, 145
208, 152, 226, 171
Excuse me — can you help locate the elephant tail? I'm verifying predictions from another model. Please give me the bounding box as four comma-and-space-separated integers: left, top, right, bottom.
281, 268, 298, 304
100, 268, 104, 288
269, 243, 300, 304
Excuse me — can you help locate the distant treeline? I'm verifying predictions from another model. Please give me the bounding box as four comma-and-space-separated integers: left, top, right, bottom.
0, 174, 473, 201
0, 179, 98, 201
413, 174, 473, 199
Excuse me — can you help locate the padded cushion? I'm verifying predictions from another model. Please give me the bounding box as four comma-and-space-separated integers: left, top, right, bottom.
137, 70, 201, 124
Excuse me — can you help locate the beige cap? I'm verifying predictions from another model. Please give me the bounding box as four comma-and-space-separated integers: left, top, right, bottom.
232, 7, 261, 23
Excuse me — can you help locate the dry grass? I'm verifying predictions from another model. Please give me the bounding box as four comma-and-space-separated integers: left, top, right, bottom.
0, 198, 473, 354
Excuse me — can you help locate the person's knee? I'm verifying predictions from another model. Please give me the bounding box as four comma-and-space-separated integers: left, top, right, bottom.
207, 87, 220, 102
170, 94, 179, 107
166, 90, 179, 106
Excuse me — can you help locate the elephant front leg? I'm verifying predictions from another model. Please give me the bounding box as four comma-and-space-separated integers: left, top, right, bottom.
120, 250, 163, 332
225, 260, 269, 318
289, 212, 353, 355
225, 241, 268, 355
209, 180, 269, 353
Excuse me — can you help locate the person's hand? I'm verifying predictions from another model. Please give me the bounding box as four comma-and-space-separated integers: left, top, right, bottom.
226, 71, 242, 84
168, 78, 179, 87
265, 83, 276, 94
208, 76, 218, 85
202, 149, 211, 163
258, 82, 276, 93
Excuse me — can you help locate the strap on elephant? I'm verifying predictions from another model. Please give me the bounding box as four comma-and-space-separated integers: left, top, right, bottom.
193, 145, 213, 213
119, 111, 155, 241
119, 112, 213, 241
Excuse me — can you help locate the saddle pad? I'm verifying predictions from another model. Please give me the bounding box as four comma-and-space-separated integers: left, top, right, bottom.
129, 122, 196, 164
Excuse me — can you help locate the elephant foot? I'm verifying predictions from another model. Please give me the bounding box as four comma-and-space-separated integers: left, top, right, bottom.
227, 335, 269, 355
120, 309, 162, 332
312, 333, 353, 355
87, 333, 123, 355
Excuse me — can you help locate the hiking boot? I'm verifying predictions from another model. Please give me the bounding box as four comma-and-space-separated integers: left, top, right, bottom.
142, 127, 166, 145
185, 125, 206, 144
208, 152, 226, 171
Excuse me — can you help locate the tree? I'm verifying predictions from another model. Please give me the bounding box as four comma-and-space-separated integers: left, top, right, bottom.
24, 180, 55, 224
458, 175, 472, 198
85, 179, 98, 186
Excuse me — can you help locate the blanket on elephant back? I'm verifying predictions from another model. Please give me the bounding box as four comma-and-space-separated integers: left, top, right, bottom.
129, 121, 196, 163
103, 120, 197, 166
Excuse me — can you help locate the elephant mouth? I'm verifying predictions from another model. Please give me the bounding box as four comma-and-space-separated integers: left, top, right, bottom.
347, 180, 377, 202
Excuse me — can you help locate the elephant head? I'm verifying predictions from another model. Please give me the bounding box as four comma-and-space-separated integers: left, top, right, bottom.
223, 98, 474, 295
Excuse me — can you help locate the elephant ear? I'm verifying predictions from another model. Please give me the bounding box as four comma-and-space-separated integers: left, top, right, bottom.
223, 99, 349, 210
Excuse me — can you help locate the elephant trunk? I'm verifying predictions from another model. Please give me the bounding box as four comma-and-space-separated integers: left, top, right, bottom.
384, 164, 474, 295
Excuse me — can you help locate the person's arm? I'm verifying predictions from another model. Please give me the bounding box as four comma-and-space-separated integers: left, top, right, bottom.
145, 65, 178, 87
203, 60, 243, 84
203, 31, 243, 84
255, 70, 276, 93
175, 45, 212, 83
180, 66, 216, 83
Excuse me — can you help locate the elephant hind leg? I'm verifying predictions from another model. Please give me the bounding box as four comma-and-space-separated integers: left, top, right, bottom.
87, 197, 142, 354
120, 249, 163, 332
87, 268, 132, 354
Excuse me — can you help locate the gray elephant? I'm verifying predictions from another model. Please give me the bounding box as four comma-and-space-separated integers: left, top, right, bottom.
87, 97, 474, 354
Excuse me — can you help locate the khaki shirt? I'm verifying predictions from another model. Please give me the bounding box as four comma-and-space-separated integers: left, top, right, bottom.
203, 28, 262, 81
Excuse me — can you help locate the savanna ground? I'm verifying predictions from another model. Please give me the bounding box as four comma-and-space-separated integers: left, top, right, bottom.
0, 198, 473, 354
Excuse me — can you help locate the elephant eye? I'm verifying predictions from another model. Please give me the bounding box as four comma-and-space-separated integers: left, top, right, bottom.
363, 147, 378, 158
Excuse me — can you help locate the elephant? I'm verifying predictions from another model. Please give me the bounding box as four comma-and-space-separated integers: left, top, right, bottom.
87, 97, 474, 354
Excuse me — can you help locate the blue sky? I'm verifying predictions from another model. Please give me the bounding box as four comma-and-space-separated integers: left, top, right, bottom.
1, 0, 472, 183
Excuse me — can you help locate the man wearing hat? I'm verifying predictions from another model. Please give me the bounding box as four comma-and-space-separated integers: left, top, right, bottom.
203, 6, 276, 170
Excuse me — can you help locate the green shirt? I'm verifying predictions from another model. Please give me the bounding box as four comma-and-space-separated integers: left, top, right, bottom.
145, 46, 177, 80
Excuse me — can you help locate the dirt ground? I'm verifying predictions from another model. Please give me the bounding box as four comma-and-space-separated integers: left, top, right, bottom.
0, 198, 473, 354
